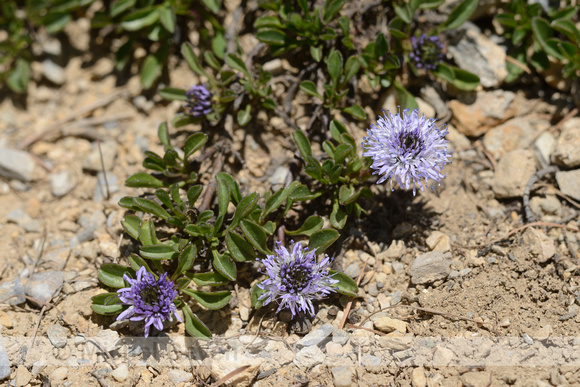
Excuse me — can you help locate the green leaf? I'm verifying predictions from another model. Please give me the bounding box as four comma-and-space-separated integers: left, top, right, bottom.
329, 270, 358, 296
217, 180, 229, 217
292, 130, 312, 159
172, 244, 197, 279
111, 0, 136, 17
128, 253, 152, 273
98, 264, 134, 288
329, 120, 347, 142
251, 280, 267, 309
187, 185, 203, 208
237, 104, 252, 127
212, 250, 237, 281
310, 45, 323, 62
334, 143, 353, 164
308, 229, 340, 254
187, 272, 230, 287
216, 173, 242, 205
121, 7, 159, 31
300, 81, 323, 100
394, 5, 411, 24
288, 184, 322, 201
226, 231, 255, 262
157, 122, 170, 146
182, 304, 211, 340
439, 0, 477, 31
158, 6, 175, 33
159, 87, 187, 101
201, 0, 221, 13
43, 11, 71, 33
91, 293, 124, 315
121, 215, 141, 240
7, 59, 30, 94
138, 219, 157, 245
323, 0, 345, 23
133, 197, 171, 220
225, 54, 250, 77
139, 244, 178, 260
173, 113, 198, 128
261, 188, 288, 221
330, 200, 347, 229
532, 17, 565, 60
211, 32, 227, 60
285, 215, 324, 236
124, 172, 165, 189
184, 133, 208, 160
342, 105, 366, 120
254, 15, 283, 29
141, 53, 162, 89
229, 192, 259, 230
256, 29, 287, 45
551, 19, 580, 43
182, 42, 211, 79
343, 56, 360, 86
326, 50, 343, 86
433, 63, 480, 90
417, 0, 445, 9
240, 220, 272, 256
183, 289, 231, 310
394, 83, 419, 110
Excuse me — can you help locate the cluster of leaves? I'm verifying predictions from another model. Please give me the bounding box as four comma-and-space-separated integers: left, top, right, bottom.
1, 0, 92, 93
255, 0, 481, 115
92, 122, 358, 339
496, 1, 580, 82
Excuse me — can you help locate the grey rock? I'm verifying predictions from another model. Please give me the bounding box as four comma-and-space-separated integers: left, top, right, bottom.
42, 59, 66, 85
535, 132, 556, 168
447, 27, 507, 88
390, 290, 402, 305
132, 96, 154, 113
296, 323, 334, 348
420, 84, 448, 118
522, 333, 534, 345
331, 367, 352, 387
392, 261, 405, 275
128, 343, 142, 357
409, 251, 452, 285
93, 172, 119, 202
433, 346, 455, 366
0, 277, 26, 305
0, 148, 36, 182
367, 283, 380, 297
50, 170, 75, 197
344, 263, 361, 279
556, 170, 580, 201
24, 270, 64, 306
332, 329, 349, 345
269, 165, 289, 187
167, 369, 193, 383
294, 345, 324, 369
361, 354, 381, 367
492, 150, 537, 198
483, 117, 550, 160
82, 141, 118, 172
40, 37, 62, 56
47, 324, 68, 348
95, 329, 119, 352
0, 342, 9, 380
6, 208, 41, 233
552, 119, 580, 168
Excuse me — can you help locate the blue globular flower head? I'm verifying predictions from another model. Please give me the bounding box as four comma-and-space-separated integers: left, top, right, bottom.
117, 266, 181, 337
362, 108, 452, 195
409, 34, 444, 71
185, 85, 212, 117
257, 240, 338, 318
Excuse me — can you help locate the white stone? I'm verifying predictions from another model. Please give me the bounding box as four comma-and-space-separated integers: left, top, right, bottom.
374, 317, 408, 333
294, 345, 324, 369
112, 364, 129, 382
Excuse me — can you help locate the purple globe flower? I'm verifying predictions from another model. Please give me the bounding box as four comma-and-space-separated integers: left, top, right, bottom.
117, 266, 181, 337
186, 85, 212, 117
258, 241, 338, 318
409, 34, 444, 71
362, 108, 452, 195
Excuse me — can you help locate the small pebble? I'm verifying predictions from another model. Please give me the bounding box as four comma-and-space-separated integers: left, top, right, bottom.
112, 364, 129, 382
47, 324, 68, 348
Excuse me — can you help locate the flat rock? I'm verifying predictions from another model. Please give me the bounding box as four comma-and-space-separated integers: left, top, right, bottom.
331, 366, 352, 387
47, 324, 68, 348
0, 277, 26, 305
491, 150, 536, 199
82, 140, 118, 172
294, 345, 324, 369
483, 117, 550, 160
461, 371, 491, 387
374, 317, 408, 333
296, 323, 334, 348
361, 354, 381, 367
6, 208, 41, 232
426, 231, 451, 252
535, 132, 556, 167
555, 170, 580, 201
0, 343, 10, 380
50, 170, 76, 197
409, 251, 452, 285
523, 228, 556, 263
378, 240, 406, 261
211, 352, 261, 387
433, 346, 455, 366
41, 59, 66, 85
552, 119, 580, 168
167, 369, 192, 383
0, 148, 36, 182
412, 367, 427, 387
449, 90, 516, 137
24, 270, 64, 306
15, 365, 32, 387
447, 28, 507, 88
332, 329, 350, 345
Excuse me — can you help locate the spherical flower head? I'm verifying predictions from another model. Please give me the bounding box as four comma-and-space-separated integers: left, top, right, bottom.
409, 34, 444, 71
362, 108, 452, 195
186, 85, 212, 117
257, 241, 339, 318
116, 266, 181, 337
